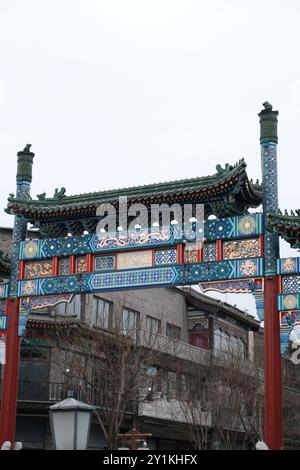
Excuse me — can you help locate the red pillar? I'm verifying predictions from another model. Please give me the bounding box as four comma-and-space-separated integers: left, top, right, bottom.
264, 275, 283, 449
0, 298, 21, 447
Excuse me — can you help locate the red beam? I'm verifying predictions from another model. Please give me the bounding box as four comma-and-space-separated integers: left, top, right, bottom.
216, 239, 222, 261
69, 255, 75, 274
277, 275, 282, 294
152, 249, 155, 267
18, 261, 24, 280
197, 241, 203, 262
52, 256, 58, 276
264, 275, 283, 449
86, 254, 93, 272
177, 244, 183, 264
0, 298, 21, 447
259, 235, 264, 257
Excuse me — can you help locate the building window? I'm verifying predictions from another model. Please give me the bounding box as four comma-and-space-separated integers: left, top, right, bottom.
166, 323, 182, 341
122, 308, 140, 335
92, 297, 112, 329
214, 328, 230, 353
146, 316, 161, 334
231, 336, 246, 358
141, 366, 159, 400
214, 327, 246, 357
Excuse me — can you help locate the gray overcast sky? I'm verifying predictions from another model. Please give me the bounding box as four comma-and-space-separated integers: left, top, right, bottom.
0, 0, 299, 315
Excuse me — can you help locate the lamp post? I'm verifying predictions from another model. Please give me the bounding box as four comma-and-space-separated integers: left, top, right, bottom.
49, 398, 95, 450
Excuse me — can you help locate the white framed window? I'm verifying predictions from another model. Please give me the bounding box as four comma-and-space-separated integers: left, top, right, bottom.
214, 328, 230, 352
146, 316, 161, 334
92, 297, 112, 329
122, 308, 140, 335
166, 323, 182, 341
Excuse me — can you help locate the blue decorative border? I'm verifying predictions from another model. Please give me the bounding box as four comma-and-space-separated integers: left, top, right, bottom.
19, 226, 181, 260
277, 257, 300, 275
0, 284, 9, 300
17, 257, 264, 298
19, 214, 264, 262
0, 316, 7, 330
278, 294, 300, 311
280, 311, 300, 354
205, 213, 263, 241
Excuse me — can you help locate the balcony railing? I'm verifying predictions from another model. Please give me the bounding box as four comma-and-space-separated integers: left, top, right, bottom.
138, 328, 211, 365
0, 379, 95, 403
0, 379, 135, 414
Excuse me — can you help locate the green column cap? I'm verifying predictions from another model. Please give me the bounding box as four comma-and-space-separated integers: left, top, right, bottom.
17, 144, 35, 182
258, 102, 279, 144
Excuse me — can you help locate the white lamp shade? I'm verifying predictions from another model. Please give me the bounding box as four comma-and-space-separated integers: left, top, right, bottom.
50, 398, 94, 450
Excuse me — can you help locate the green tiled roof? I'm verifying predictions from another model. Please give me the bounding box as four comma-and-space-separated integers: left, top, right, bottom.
6, 159, 261, 222
267, 210, 300, 248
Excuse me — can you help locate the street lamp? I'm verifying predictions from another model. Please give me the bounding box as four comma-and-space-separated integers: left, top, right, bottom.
49, 397, 95, 450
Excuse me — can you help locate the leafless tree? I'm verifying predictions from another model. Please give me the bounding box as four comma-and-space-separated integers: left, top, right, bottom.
176, 345, 263, 449
282, 356, 300, 448
39, 299, 177, 449
175, 364, 212, 449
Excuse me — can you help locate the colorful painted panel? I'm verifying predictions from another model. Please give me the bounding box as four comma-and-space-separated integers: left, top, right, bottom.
20, 239, 40, 259
199, 278, 264, 321
19, 226, 181, 260
237, 258, 263, 278
280, 311, 300, 354
277, 257, 300, 275
24, 260, 53, 279
0, 284, 9, 300
92, 227, 178, 252
91, 267, 177, 290
280, 326, 291, 355
20, 294, 73, 311
0, 300, 5, 314
223, 238, 260, 260
205, 213, 263, 241
281, 310, 300, 326
19, 215, 263, 262
0, 332, 6, 364
17, 258, 264, 298
203, 243, 216, 261
117, 250, 153, 270
278, 294, 300, 311
155, 249, 177, 265
282, 276, 300, 294
94, 255, 115, 271
44, 236, 90, 258
199, 278, 263, 294
18, 279, 39, 297
253, 291, 264, 322
0, 315, 7, 330
59, 257, 70, 275
184, 248, 197, 264
75, 256, 87, 273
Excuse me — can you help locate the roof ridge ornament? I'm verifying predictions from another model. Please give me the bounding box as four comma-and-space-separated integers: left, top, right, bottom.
262, 101, 273, 112
215, 163, 234, 175
53, 187, 66, 200
23, 144, 32, 153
